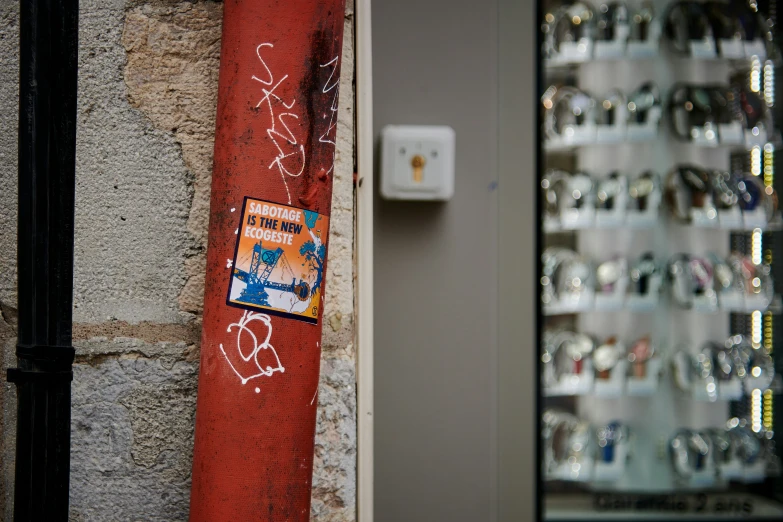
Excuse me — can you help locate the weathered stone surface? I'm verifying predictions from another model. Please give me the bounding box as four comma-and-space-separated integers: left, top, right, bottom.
323, 0, 356, 324
1, 336, 16, 522
0, 5, 20, 516
312, 2, 357, 518
75, 335, 192, 365
72, 320, 201, 347
0, 311, 15, 518
122, 0, 222, 314
73, 0, 194, 325
68, 352, 198, 521
0, 2, 19, 309
311, 356, 357, 521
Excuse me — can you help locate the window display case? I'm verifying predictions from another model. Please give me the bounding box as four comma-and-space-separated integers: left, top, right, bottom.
538, 0, 783, 519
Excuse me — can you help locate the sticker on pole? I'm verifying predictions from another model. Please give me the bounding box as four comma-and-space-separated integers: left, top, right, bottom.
227, 197, 328, 324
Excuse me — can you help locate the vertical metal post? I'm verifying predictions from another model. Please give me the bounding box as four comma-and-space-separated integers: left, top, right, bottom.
6, 0, 79, 520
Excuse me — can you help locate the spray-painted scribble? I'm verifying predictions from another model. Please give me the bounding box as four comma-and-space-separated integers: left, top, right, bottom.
252, 43, 306, 204
319, 56, 340, 177
219, 310, 285, 385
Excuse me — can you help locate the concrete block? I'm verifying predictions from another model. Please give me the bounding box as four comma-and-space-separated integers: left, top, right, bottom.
68, 353, 198, 521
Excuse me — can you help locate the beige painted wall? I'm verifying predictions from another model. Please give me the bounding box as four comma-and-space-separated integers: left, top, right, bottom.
372, 0, 500, 520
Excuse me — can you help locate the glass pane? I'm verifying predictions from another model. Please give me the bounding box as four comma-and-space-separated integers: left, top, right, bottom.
537, 0, 783, 519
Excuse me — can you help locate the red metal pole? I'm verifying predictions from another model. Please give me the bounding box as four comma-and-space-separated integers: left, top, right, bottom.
189, 1, 346, 520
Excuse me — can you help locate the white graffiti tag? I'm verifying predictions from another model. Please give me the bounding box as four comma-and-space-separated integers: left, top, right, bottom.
319, 56, 340, 177
252, 43, 306, 204
219, 310, 285, 385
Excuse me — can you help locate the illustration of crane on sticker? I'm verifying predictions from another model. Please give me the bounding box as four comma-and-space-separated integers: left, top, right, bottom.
227, 196, 328, 325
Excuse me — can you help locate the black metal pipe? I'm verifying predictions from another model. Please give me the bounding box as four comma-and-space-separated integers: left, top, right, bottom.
6, 0, 79, 520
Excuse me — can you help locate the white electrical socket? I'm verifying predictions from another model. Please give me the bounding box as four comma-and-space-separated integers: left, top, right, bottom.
380, 125, 455, 201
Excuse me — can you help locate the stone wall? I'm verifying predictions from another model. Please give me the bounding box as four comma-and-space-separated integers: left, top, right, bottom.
0, 0, 357, 520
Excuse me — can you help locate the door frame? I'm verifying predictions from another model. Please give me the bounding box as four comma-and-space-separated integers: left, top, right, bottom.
497, 0, 539, 520
356, 0, 374, 519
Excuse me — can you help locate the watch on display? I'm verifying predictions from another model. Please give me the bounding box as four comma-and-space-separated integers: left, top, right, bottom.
627, 336, 654, 378
665, 165, 715, 222
541, 330, 559, 388
737, 174, 776, 223
710, 170, 740, 211
542, 1, 596, 59
596, 2, 629, 42
542, 169, 572, 219
694, 344, 717, 391
567, 419, 593, 464
565, 171, 594, 210
559, 253, 593, 297
595, 257, 625, 293
627, 171, 659, 212
543, 410, 593, 477
704, 1, 745, 42
727, 335, 776, 392
596, 421, 629, 464
708, 427, 734, 467
665, 1, 713, 55
563, 331, 596, 376
544, 86, 596, 141
594, 337, 621, 379
727, 253, 774, 306
596, 172, 623, 210
703, 340, 736, 382
629, 0, 655, 42
626, 82, 660, 125
542, 248, 593, 304
726, 335, 754, 380
597, 89, 626, 126
542, 247, 569, 304
670, 429, 713, 479
669, 85, 719, 142
543, 410, 578, 474
669, 254, 716, 307
707, 252, 737, 297
542, 329, 597, 382
727, 423, 763, 466
629, 252, 659, 295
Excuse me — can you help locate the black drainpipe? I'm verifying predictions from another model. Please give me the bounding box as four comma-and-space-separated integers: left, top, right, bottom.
6, 0, 79, 520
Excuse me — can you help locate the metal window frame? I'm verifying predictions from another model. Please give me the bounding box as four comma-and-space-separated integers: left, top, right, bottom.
497, 0, 540, 520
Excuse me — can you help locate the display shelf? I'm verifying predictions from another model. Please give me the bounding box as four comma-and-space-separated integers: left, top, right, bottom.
547, 457, 774, 488
682, 129, 783, 152
544, 134, 659, 153
626, 359, 664, 397
543, 358, 778, 400
545, 129, 783, 154
544, 359, 661, 398
544, 363, 595, 397
544, 295, 782, 317
544, 32, 768, 70
546, 459, 595, 483
544, 211, 783, 234
545, 493, 783, 520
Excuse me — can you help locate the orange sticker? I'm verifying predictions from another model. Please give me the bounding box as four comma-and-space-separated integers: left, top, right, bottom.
226, 197, 328, 324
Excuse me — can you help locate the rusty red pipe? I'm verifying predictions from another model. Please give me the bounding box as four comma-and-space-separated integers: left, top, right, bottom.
189, 1, 346, 519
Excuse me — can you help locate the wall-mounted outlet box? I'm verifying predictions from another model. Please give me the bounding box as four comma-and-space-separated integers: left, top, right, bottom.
380, 125, 455, 200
